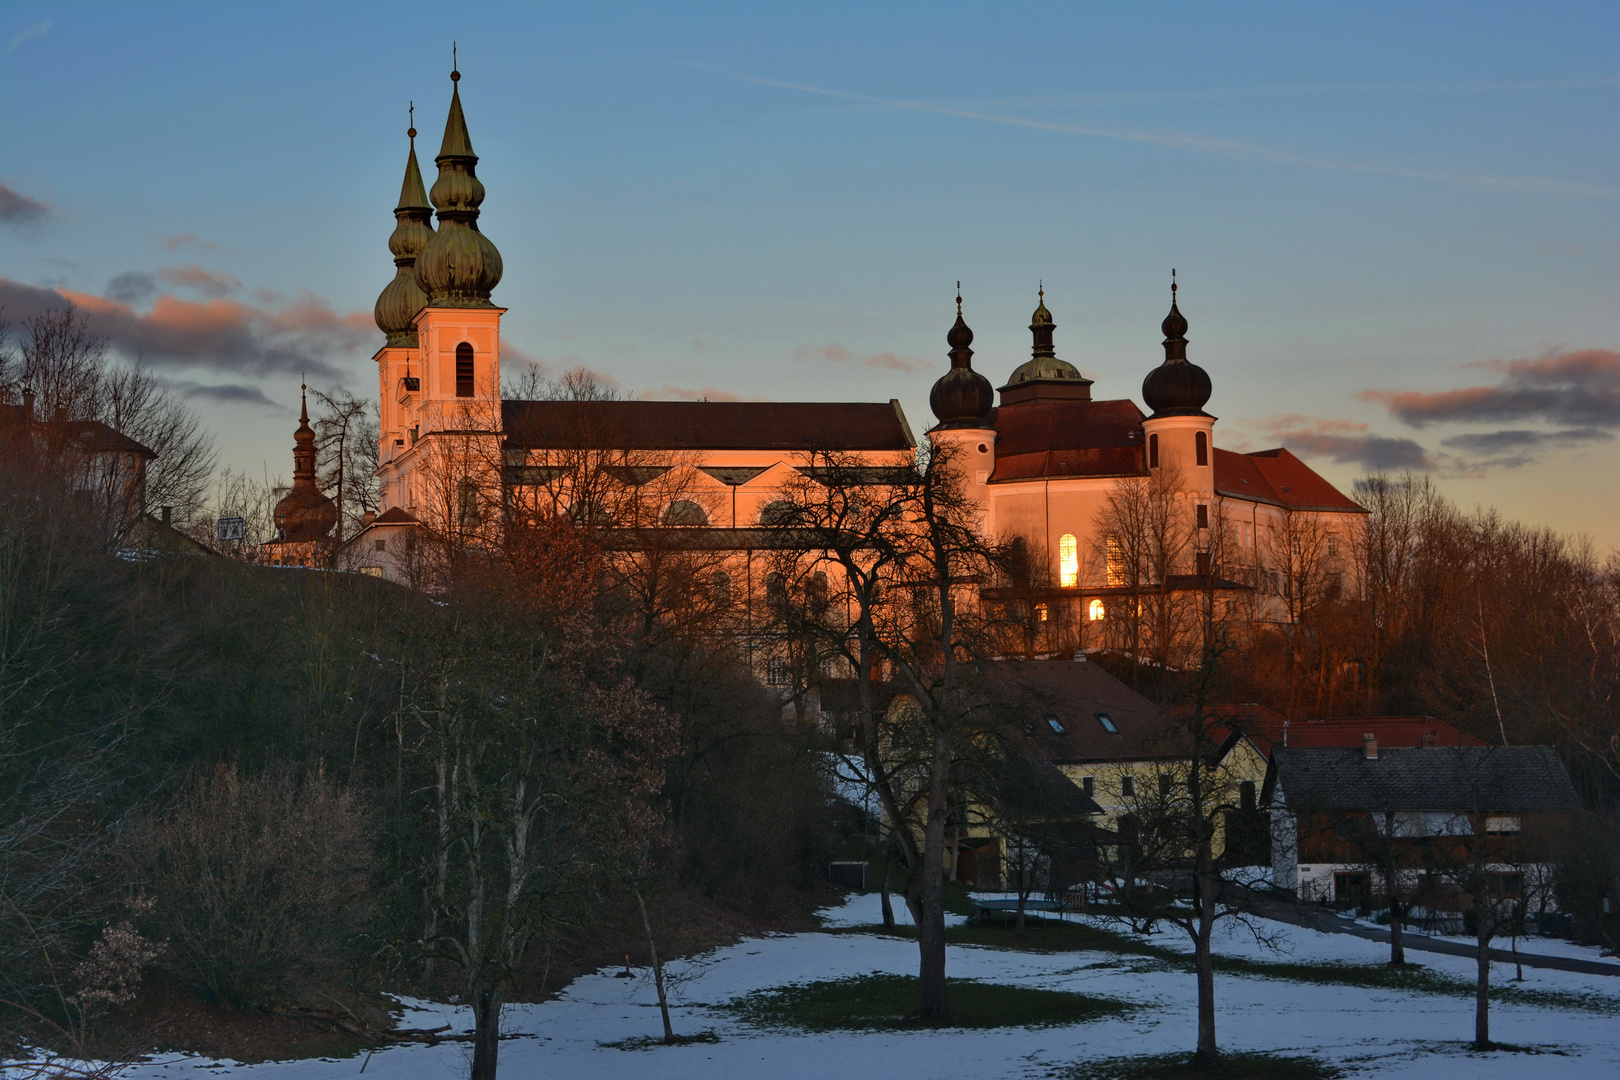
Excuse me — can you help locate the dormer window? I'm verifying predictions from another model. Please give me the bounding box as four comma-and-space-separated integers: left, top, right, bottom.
1096, 712, 1118, 734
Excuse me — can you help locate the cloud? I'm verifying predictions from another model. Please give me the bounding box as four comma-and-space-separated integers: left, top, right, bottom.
0, 182, 49, 227
698, 66, 1620, 201
1363, 348, 1620, 429
0, 276, 370, 381
1438, 427, 1614, 470
166, 381, 285, 411
1256, 415, 1435, 471
158, 264, 241, 298
7, 20, 48, 53
638, 384, 768, 402
163, 233, 223, 254
792, 342, 926, 373
105, 271, 158, 304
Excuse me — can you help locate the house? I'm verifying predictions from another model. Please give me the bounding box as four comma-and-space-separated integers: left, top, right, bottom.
0, 391, 157, 536
1271, 742, 1578, 918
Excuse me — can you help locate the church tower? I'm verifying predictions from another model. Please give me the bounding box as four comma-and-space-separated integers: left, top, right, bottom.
1140, 274, 1215, 542
927, 286, 996, 529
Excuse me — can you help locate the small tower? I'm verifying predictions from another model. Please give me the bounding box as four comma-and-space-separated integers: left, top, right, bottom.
998, 286, 1094, 405
927, 287, 997, 528
267, 385, 338, 566
373, 111, 434, 511
1140, 273, 1215, 518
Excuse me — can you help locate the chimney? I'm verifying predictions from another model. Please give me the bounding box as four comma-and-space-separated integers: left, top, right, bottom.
362, 509, 377, 527
1421, 729, 1437, 748
160, 505, 171, 525
1363, 733, 1378, 760
1073, 649, 1087, 662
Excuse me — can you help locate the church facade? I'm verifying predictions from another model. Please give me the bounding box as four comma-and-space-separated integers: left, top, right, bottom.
345, 68, 1366, 656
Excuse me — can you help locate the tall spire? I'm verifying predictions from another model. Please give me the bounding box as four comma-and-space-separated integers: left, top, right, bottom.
374, 108, 437, 346
1143, 270, 1211, 416
930, 284, 993, 427
1003, 285, 1085, 388
274, 380, 338, 542
414, 61, 504, 308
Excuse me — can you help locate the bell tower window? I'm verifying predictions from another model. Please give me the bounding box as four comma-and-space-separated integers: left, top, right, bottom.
455, 342, 474, 398
1148, 433, 1159, 468
1195, 431, 1208, 467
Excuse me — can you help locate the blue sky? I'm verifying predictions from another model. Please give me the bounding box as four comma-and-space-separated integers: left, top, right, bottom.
2, 3, 1617, 544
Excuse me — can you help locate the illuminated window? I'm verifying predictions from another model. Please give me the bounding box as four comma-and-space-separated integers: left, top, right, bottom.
1034, 602, 1048, 622
1195, 431, 1208, 466
1059, 533, 1078, 587
455, 342, 474, 398
1088, 599, 1105, 621
1106, 536, 1126, 586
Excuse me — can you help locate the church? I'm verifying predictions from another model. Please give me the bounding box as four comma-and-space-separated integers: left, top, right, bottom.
341, 66, 1366, 654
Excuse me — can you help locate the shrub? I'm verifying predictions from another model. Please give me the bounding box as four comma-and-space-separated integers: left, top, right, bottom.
135, 764, 375, 1009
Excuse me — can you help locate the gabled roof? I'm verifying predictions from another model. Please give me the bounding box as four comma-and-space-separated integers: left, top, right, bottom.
1214, 447, 1363, 512
501, 400, 914, 452
983, 659, 1177, 764
1274, 746, 1578, 812
987, 399, 1148, 482
1178, 704, 1484, 758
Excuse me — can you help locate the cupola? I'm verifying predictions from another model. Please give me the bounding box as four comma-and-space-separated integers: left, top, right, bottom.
1141, 272, 1212, 416
272, 385, 339, 542
929, 286, 994, 427
999, 286, 1093, 405
414, 65, 504, 308
374, 111, 436, 346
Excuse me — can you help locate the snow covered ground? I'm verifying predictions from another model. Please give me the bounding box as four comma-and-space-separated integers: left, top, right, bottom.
114, 893, 1620, 1080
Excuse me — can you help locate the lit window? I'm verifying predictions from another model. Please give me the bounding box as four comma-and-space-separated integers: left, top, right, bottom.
1035, 602, 1048, 622
1059, 533, 1078, 587
1044, 713, 1066, 735
1106, 536, 1125, 586
766, 657, 791, 686
1088, 599, 1105, 621
1095, 712, 1118, 734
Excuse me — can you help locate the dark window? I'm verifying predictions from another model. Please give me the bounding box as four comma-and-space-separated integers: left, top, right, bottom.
711, 570, 731, 607
760, 500, 798, 525
765, 571, 786, 604
1158, 773, 1173, 796
808, 571, 829, 611
1120, 776, 1135, 798
1081, 776, 1095, 797
1196, 551, 1211, 576
1240, 780, 1256, 810
455, 342, 474, 397
1195, 431, 1208, 466
1044, 713, 1066, 735
1096, 712, 1119, 734
1117, 813, 1139, 846
374, 538, 386, 552
1196, 504, 1208, 529
663, 499, 707, 525
1148, 432, 1159, 468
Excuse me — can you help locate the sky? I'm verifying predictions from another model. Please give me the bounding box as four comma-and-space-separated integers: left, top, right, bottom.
2, 3, 1617, 546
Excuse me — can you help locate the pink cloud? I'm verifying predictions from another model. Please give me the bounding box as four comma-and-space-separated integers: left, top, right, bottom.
792, 342, 925, 372
1363, 348, 1620, 428
158, 264, 241, 298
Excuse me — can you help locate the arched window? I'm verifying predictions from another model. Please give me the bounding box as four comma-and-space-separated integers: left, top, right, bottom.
759, 500, 798, 526
1106, 535, 1126, 586
1148, 432, 1159, 468
764, 571, 786, 604
1059, 532, 1079, 587
1088, 599, 1105, 621
1195, 430, 1208, 467
457, 478, 479, 528
567, 499, 609, 525
663, 499, 707, 526
808, 571, 829, 611
711, 570, 731, 607
455, 342, 474, 398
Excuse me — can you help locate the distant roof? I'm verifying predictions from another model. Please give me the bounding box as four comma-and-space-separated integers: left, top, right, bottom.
0, 406, 157, 459
1274, 746, 1578, 812
987, 399, 1148, 483
1214, 447, 1363, 512
501, 400, 915, 452
1178, 704, 1485, 757
982, 659, 1177, 764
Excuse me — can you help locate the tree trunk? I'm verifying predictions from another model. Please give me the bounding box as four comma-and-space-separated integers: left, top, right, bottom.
1192, 876, 1219, 1065
1389, 897, 1406, 967
633, 886, 675, 1042
1474, 930, 1491, 1049
880, 852, 896, 930
915, 728, 951, 1021
468, 980, 502, 1080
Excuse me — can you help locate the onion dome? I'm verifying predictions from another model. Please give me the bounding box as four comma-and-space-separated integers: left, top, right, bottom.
414, 67, 504, 308
374, 114, 436, 346
273, 385, 339, 542
1142, 272, 1212, 416
930, 286, 993, 427
1005, 285, 1084, 385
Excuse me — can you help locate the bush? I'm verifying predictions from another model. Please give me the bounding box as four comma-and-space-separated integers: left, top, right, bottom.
134, 764, 375, 1009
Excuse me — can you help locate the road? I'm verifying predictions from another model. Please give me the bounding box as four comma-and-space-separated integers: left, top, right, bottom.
1232, 884, 1620, 977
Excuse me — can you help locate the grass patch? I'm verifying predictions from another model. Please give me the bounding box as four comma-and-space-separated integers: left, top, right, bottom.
833, 917, 1617, 1013
721, 973, 1131, 1032
1058, 1049, 1343, 1080
598, 1030, 721, 1050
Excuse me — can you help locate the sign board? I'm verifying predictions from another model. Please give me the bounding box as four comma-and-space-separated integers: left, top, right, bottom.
216, 516, 245, 542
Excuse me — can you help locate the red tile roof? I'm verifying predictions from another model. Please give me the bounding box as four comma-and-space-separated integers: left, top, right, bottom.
501, 400, 914, 452
1176, 703, 1485, 757
1214, 447, 1363, 512
987, 399, 1148, 482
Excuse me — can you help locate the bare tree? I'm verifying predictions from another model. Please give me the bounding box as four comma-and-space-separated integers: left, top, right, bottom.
312, 386, 380, 543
